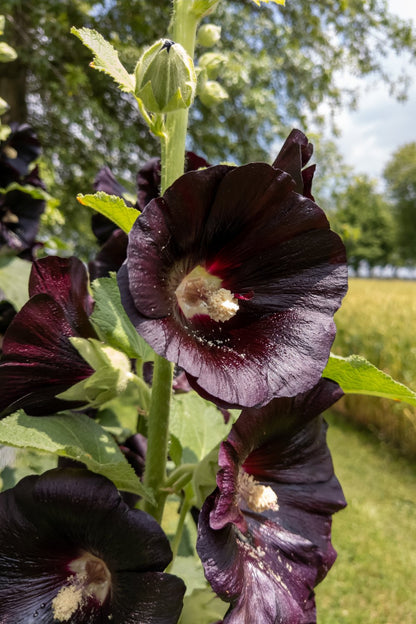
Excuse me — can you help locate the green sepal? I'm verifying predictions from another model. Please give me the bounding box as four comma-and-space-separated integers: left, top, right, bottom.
57, 338, 132, 409
76, 191, 139, 233
135, 39, 196, 114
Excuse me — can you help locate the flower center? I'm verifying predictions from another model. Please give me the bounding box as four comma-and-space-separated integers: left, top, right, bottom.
175, 265, 239, 322
238, 470, 279, 513
51, 551, 112, 622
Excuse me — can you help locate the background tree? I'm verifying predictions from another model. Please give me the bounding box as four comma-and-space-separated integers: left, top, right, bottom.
1, 0, 416, 257
330, 175, 396, 272
383, 142, 416, 266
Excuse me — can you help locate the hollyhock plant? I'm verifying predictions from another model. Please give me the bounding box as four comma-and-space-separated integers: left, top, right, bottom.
118, 130, 348, 408
0, 123, 46, 257
0, 467, 185, 623
0, 255, 97, 417
196, 378, 346, 623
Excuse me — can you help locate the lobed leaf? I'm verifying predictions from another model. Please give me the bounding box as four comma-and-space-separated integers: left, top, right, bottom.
77, 191, 139, 233
70, 27, 135, 93
324, 353, 416, 406
0, 411, 155, 503
90, 274, 154, 360
170, 392, 232, 464
0, 256, 31, 310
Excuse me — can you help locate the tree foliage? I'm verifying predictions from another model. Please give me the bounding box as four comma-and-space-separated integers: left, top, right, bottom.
330, 175, 396, 271
383, 142, 416, 265
1, 0, 416, 256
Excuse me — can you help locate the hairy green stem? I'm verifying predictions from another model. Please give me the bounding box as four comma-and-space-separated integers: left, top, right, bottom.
141, 1, 201, 523
142, 355, 174, 522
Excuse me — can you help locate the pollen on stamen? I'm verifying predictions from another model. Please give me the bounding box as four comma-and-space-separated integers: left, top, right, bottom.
175, 265, 239, 322
52, 581, 85, 622
238, 470, 279, 513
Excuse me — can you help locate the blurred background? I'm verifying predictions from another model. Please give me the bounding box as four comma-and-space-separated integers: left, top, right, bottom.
1, 1, 415, 621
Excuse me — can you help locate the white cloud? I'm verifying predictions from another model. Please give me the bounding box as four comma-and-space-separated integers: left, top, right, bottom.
330, 0, 416, 180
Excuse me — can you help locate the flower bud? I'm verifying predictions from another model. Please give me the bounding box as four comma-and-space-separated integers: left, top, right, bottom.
198, 52, 227, 80
197, 24, 221, 48
0, 42, 17, 63
0, 96, 9, 116
199, 80, 228, 107
135, 39, 196, 114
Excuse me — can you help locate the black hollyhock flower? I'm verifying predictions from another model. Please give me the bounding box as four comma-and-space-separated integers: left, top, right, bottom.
0, 123, 46, 258
196, 379, 346, 624
0, 256, 97, 417
0, 467, 185, 623
118, 130, 347, 408
89, 153, 209, 279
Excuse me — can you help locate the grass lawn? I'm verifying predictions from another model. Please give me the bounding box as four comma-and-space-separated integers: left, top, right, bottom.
316, 411, 416, 623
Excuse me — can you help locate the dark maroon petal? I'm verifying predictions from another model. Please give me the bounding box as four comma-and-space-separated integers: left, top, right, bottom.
0, 185, 45, 255
88, 228, 128, 279
29, 256, 95, 334
112, 571, 185, 624
92, 166, 135, 245
119, 133, 347, 408
0, 293, 94, 416
0, 123, 41, 182
272, 128, 315, 200
0, 468, 185, 623
197, 380, 346, 624
136, 151, 210, 211
136, 156, 162, 210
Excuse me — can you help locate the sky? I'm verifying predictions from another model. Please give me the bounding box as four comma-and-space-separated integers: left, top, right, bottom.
330, 0, 416, 182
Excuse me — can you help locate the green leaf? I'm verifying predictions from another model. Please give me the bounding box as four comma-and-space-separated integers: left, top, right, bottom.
0, 256, 31, 310
169, 556, 207, 596
70, 27, 135, 93
170, 392, 232, 464
324, 354, 416, 406
90, 275, 154, 360
0, 182, 52, 201
0, 411, 155, 503
179, 588, 226, 624
77, 192, 138, 234
192, 444, 220, 508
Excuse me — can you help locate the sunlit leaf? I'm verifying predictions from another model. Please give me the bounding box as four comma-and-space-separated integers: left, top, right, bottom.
90, 274, 154, 360
77, 191, 139, 233
71, 27, 135, 93
0, 411, 155, 502
0, 256, 31, 310
324, 354, 416, 406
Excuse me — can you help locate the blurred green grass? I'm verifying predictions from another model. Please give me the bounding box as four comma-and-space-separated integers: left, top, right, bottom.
332, 278, 416, 457
317, 411, 416, 623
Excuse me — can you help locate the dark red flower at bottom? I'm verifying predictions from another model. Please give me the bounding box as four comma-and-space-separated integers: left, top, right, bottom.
0, 468, 185, 623
196, 379, 346, 624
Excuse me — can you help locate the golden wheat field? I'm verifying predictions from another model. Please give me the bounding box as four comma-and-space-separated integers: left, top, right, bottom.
332, 278, 416, 457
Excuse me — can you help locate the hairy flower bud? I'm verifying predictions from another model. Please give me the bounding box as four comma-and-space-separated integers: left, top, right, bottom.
197, 24, 221, 48
135, 39, 196, 113
199, 80, 228, 107
198, 52, 227, 80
